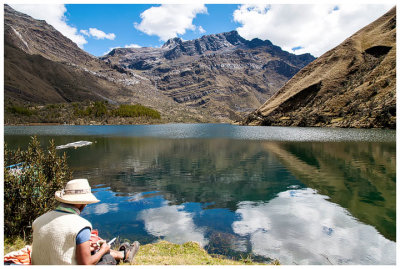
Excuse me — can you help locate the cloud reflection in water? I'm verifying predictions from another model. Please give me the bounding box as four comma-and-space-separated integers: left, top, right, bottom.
232, 188, 395, 265
137, 202, 208, 247
85, 203, 119, 215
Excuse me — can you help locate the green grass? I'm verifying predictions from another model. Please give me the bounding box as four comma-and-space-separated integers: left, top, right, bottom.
124, 240, 272, 265
4, 238, 277, 265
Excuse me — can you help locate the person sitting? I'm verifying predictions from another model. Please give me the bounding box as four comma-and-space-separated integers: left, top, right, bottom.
30, 178, 139, 265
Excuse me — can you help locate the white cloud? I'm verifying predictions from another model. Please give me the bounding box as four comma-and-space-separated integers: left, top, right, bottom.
10, 4, 87, 48
85, 28, 116, 40
232, 188, 396, 265
233, 4, 393, 56
134, 4, 207, 41
80, 29, 89, 36
124, 43, 141, 49
137, 202, 208, 247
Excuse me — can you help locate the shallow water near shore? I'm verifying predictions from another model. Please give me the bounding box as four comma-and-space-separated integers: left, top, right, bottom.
4, 124, 396, 265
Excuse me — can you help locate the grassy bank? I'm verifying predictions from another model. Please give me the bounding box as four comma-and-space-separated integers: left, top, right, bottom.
4, 238, 276, 265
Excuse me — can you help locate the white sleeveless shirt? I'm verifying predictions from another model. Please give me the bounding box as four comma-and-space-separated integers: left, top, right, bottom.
31, 209, 92, 265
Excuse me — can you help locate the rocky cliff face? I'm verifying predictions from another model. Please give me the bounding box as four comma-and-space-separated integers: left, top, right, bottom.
101, 31, 315, 121
244, 7, 396, 129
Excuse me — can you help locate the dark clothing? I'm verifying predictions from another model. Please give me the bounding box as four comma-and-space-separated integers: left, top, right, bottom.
96, 253, 117, 265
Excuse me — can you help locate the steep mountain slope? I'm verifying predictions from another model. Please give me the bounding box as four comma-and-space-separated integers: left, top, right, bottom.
4, 4, 93, 66
5, 41, 111, 104
101, 31, 315, 121
244, 7, 396, 129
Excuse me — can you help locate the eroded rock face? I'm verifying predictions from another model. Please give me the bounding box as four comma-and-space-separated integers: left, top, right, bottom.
244, 7, 396, 129
101, 31, 315, 121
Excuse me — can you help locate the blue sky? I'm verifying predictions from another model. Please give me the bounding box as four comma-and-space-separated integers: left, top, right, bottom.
10, 3, 394, 57
65, 4, 241, 56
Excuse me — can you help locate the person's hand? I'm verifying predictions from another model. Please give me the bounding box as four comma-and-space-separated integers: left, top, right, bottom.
99, 241, 111, 254
90, 241, 100, 252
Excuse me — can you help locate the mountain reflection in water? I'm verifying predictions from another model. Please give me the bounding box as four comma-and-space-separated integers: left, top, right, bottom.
4, 126, 396, 265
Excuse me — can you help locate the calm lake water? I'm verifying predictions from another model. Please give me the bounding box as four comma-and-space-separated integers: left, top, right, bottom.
4, 124, 396, 265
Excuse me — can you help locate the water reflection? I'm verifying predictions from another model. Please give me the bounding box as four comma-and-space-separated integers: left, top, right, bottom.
232, 188, 395, 265
137, 202, 208, 247
4, 126, 396, 265
261, 142, 396, 241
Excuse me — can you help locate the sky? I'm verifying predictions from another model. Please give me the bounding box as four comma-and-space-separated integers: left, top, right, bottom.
8, 3, 395, 57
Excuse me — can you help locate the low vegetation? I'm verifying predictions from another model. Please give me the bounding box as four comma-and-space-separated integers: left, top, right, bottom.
5, 101, 163, 125
6, 105, 36, 116
4, 137, 72, 240
112, 104, 161, 119
122, 240, 271, 265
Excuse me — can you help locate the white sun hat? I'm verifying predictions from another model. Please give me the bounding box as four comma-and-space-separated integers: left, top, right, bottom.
55, 179, 100, 204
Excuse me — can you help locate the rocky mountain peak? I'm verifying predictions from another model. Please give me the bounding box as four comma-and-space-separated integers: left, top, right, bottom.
221, 30, 247, 45
162, 37, 184, 49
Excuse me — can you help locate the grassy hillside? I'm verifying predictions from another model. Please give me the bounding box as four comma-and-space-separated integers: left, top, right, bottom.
244, 7, 396, 129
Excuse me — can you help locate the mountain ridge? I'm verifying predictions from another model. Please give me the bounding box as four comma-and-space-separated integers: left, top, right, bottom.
244, 7, 396, 129
101, 30, 315, 121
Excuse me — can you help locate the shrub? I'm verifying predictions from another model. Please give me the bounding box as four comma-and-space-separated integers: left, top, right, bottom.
4, 137, 72, 240
74, 101, 108, 118
113, 104, 161, 119
88, 101, 108, 117
6, 105, 35, 116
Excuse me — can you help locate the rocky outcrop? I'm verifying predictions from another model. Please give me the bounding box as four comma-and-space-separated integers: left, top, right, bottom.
244, 7, 396, 129
101, 31, 315, 121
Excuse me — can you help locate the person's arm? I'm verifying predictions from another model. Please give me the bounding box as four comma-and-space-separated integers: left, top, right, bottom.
76, 240, 110, 265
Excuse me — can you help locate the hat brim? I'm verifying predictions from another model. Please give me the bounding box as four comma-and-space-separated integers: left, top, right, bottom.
55, 191, 100, 204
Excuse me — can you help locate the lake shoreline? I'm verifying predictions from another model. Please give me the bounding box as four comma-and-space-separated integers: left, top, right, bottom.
4, 121, 394, 130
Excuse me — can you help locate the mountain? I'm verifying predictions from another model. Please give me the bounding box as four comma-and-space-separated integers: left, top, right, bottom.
244, 7, 396, 129
4, 5, 207, 123
101, 31, 315, 121
4, 4, 315, 123
4, 5, 93, 66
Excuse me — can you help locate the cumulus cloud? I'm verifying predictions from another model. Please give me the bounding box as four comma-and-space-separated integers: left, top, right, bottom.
137, 202, 208, 247
10, 4, 87, 48
134, 4, 207, 41
233, 4, 393, 56
232, 188, 396, 265
81, 28, 116, 40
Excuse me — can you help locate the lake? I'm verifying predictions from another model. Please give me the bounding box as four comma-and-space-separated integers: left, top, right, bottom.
4, 124, 396, 265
